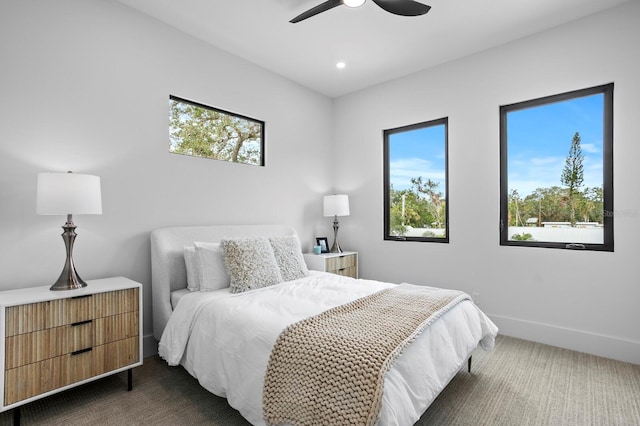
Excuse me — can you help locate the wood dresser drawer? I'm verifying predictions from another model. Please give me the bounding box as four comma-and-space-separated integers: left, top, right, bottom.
4, 336, 139, 405
332, 266, 357, 278
1, 277, 142, 414
325, 254, 357, 273
4, 321, 94, 370
5, 296, 94, 337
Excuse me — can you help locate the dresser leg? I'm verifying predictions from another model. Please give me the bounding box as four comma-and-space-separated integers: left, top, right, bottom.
127, 368, 133, 391
468, 355, 472, 373
13, 407, 20, 426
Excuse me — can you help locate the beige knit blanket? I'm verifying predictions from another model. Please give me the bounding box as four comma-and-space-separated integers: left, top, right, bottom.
263, 284, 469, 426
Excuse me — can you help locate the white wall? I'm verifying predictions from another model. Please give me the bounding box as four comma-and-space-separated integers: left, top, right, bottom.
0, 0, 334, 354
333, 1, 640, 364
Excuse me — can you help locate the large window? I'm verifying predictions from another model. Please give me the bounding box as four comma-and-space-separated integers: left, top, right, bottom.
500, 83, 613, 251
384, 118, 449, 243
169, 95, 265, 166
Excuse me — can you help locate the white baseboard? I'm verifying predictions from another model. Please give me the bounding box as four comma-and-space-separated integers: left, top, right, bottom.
143, 333, 158, 358
489, 314, 640, 365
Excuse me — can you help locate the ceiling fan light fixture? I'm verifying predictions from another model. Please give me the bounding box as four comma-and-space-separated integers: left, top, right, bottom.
343, 0, 366, 8
290, 0, 429, 23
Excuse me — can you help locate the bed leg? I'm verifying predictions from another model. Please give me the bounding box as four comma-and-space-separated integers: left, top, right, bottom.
468, 355, 472, 373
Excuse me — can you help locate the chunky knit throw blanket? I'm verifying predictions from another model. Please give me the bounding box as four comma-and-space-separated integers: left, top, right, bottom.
263, 284, 469, 426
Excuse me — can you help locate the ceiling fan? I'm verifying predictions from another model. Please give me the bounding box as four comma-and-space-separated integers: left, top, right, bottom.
290, 0, 431, 23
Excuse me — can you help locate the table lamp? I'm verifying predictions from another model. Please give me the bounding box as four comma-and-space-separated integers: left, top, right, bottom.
323, 194, 350, 253
36, 171, 102, 291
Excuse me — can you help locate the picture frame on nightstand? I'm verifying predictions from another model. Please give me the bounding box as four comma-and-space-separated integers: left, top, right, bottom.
316, 237, 329, 253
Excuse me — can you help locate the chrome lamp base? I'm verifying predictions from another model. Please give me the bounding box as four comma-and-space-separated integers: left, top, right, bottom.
329, 216, 344, 253
50, 216, 87, 291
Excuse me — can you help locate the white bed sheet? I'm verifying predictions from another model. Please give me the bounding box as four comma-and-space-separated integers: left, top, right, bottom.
170, 288, 191, 309
159, 271, 497, 426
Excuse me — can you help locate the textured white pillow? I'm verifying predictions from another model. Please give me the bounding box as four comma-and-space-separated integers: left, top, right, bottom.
269, 235, 309, 282
183, 246, 201, 292
220, 237, 283, 294
193, 242, 230, 291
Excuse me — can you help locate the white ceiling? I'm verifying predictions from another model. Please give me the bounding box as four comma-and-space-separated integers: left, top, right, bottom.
114, 0, 631, 98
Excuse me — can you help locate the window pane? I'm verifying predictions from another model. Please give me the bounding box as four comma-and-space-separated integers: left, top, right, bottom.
384, 118, 448, 243
169, 95, 265, 166
500, 84, 613, 251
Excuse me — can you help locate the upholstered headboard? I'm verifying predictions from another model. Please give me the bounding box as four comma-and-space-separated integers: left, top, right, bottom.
150, 224, 297, 340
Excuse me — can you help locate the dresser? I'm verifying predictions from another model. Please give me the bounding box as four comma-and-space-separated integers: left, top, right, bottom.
0, 277, 142, 421
303, 251, 358, 278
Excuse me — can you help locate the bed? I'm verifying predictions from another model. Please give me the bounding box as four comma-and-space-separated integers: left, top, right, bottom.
151, 224, 498, 426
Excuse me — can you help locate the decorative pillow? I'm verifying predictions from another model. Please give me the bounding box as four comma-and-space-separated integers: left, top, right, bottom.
183, 246, 201, 292
193, 242, 230, 291
269, 235, 309, 282
220, 237, 283, 294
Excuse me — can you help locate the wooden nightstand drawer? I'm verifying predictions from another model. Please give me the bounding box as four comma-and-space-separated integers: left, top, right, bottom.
5, 321, 93, 370
5, 348, 93, 405
94, 288, 138, 318
333, 266, 357, 277
94, 312, 139, 346
326, 254, 356, 272
99, 336, 139, 372
4, 295, 94, 338
4, 336, 139, 406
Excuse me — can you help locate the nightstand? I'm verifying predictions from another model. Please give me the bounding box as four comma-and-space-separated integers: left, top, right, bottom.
303, 252, 358, 278
0, 277, 143, 424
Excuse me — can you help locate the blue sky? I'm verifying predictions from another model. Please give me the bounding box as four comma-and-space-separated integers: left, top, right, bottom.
389, 93, 603, 198
507, 93, 604, 196
388, 123, 446, 193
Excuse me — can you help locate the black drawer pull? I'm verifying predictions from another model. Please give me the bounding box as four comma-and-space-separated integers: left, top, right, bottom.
71, 294, 92, 300
71, 347, 93, 356
71, 320, 93, 327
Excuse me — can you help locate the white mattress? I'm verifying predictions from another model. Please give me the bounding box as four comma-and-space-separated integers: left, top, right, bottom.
159, 272, 497, 426
170, 288, 191, 309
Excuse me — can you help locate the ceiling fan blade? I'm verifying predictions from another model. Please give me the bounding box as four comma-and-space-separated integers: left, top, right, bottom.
371, 0, 431, 16
290, 0, 343, 23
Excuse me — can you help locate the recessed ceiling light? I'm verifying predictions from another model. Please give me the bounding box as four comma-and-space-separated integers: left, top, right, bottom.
343, 0, 366, 8
336, 62, 346, 69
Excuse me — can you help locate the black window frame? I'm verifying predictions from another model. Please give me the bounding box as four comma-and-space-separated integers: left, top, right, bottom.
383, 117, 450, 244
499, 83, 614, 252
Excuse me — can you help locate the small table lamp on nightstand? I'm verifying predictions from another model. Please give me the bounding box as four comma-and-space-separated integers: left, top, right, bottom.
36, 171, 102, 291
323, 194, 350, 253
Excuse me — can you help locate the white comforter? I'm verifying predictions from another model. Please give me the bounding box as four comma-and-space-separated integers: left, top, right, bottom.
159, 272, 498, 426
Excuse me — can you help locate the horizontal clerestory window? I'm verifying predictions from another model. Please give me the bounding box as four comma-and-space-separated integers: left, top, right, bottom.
169, 95, 265, 166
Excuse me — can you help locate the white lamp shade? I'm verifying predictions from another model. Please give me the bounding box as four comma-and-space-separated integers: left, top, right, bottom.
36, 172, 102, 215
323, 194, 350, 217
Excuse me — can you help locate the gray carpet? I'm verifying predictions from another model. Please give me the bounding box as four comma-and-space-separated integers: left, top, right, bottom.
1, 335, 639, 425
